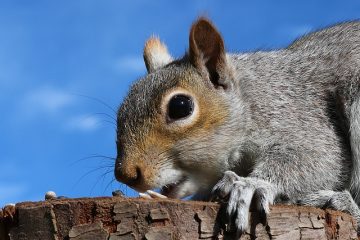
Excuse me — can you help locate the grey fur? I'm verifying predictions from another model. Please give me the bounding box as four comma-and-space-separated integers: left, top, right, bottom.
298, 190, 360, 228
212, 171, 278, 236
115, 20, 360, 235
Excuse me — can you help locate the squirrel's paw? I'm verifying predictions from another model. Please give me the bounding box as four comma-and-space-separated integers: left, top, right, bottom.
211, 171, 241, 200
212, 171, 277, 236
297, 190, 351, 209
298, 190, 360, 230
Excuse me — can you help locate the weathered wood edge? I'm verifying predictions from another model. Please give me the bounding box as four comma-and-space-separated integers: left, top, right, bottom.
0, 197, 358, 240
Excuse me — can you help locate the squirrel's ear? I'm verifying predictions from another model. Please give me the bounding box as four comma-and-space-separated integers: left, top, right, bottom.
189, 18, 230, 89
143, 37, 173, 73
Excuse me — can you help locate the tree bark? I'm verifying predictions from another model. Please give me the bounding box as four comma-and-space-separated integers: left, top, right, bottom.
0, 196, 358, 240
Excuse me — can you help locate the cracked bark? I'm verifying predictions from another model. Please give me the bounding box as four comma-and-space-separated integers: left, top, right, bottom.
0, 197, 357, 240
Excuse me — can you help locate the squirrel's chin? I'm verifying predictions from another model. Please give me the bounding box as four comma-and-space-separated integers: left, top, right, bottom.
159, 177, 200, 199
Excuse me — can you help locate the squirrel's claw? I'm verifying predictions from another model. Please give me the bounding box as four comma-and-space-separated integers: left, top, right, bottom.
211, 171, 241, 201
211, 171, 277, 236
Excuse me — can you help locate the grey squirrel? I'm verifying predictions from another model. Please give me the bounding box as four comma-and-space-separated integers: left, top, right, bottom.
114, 17, 360, 236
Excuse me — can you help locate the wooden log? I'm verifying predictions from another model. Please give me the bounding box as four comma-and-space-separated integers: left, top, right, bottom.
0, 197, 358, 240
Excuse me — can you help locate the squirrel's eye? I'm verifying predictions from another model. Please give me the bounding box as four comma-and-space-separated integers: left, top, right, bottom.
167, 94, 194, 121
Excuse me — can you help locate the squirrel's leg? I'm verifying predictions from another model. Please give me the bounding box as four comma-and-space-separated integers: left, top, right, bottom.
298, 190, 360, 234
211, 146, 333, 236
211, 171, 279, 236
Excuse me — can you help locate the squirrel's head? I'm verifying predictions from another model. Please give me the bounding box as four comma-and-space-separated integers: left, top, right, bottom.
115, 18, 246, 198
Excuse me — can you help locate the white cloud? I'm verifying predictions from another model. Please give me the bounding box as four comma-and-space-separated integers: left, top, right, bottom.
114, 56, 145, 73
17, 87, 104, 132
21, 87, 75, 116
65, 115, 100, 131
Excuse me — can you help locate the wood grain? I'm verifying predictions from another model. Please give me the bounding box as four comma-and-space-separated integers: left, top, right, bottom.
0, 197, 358, 240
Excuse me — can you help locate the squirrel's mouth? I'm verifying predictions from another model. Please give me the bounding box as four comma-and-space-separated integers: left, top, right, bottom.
160, 177, 188, 198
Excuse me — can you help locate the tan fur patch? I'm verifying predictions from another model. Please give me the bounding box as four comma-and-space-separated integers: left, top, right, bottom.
119, 68, 229, 191
144, 37, 167, 55
133, 76, 229, 184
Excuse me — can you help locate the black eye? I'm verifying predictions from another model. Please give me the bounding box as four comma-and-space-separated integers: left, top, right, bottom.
167, 94, 194, 121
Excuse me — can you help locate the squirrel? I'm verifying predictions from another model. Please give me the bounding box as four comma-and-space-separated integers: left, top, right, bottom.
114, 17, 360, 236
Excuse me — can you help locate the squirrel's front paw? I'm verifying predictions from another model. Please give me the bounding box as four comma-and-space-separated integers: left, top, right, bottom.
212, 171, 277, 236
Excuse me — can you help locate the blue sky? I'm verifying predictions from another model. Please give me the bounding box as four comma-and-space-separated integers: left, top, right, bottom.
1, 1, 359, 206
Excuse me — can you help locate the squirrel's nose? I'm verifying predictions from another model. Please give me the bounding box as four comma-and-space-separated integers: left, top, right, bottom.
114, 162, 143, 188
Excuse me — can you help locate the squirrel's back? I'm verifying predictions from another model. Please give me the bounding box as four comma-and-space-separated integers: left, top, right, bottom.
230, 21, 360, 129
224, 21, 360, 193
